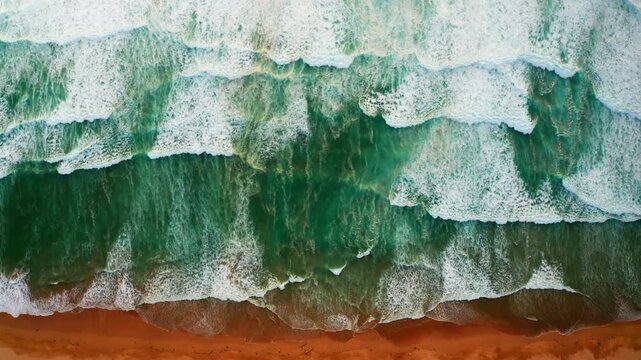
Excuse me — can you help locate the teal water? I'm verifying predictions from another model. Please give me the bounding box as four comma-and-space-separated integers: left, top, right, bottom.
0, 0, 640, 334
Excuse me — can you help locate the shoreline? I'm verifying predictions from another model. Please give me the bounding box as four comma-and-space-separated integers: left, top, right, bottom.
1, 310, 640, 359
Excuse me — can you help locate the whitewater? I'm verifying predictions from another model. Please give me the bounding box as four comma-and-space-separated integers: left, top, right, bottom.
0, 0, 640, 334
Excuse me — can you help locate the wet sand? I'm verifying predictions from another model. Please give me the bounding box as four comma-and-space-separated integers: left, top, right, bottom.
0, 310, 640, 360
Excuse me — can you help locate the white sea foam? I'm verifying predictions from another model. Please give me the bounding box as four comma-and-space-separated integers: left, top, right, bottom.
151, 0, 354, 69
0, 0, 26, 14
245, 82, 309, 162
181, 46, 258, 79
389, 121, 628, 223
0, 0, 150, 44
356, 244, 373, 259
0, 74, 312, 179
148, 76, 239, 159
0, 122, 75, 176
262, 0, 353, 68
0, 33, 135, 133
142, 183, 281, 304
563, 110, 641, 217
360, 62, 534, 134
1, 0, 640, 123
0, 271, 77, 317
148, 0, 257, 49
56, 131, 135, 175
0, 272, 49, 317
416, 0, 548, 73
589, 1, 641, 120
525, 260, 575, 293
440, 228, 518, 302
44, 37, 129, 126
328, 263, 346, 276
277, 274, 307, 290
374, 226, 579, 324
410, 0, 640, 119
0, 119, 136, 179
0, 122, 33, 177
375, 265, 442, 323
373, 220, 442, 323
79, 234, 141, 311
149, 76, 309, 163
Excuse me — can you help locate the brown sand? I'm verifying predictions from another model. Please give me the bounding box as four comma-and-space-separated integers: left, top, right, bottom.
0, 310, 640, 360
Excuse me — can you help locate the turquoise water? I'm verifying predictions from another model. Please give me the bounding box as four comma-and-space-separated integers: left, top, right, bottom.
0, 0, 640, 334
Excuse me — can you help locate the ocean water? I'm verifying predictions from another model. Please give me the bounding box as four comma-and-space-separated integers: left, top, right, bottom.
0, 0, 640, 334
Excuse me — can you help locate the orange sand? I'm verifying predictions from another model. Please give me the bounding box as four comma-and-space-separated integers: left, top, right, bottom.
0, 310, 640, 360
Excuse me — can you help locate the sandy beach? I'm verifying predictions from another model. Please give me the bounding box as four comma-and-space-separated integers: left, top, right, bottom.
0, 310, 640, 360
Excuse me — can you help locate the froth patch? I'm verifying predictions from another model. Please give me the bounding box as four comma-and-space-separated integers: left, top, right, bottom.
440, 230, 518, 301
181, 46, 258, 79
436, 226, 561, 306
237, 82, 310, 166
0, 271, 77, 317
56, 130, 135, 175
0, 235, 140, 316
153, 0, 354, 69
389, 121, 634, 223
562, 111, 641, 217
148, 77, 238, 159
0, 0, 150, 43
589, 1, 641, 119
141, 183, 280, 304
360, 63, 533, 133
417, 0, 532, 66
258, 0, 354, 67
0, 32, 140, 132
375, 265, 442, 323
44, 37, 129, 125
0, 272, 47, 317
79, 234, 141, 311
0, 119, 135, 178
525, 260, 575, 293
375, 227, 583, 323
356, 245, 373, 259
328, 263, 346, 276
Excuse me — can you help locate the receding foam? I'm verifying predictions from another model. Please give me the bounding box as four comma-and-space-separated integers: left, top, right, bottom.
79, 234, 140, 311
